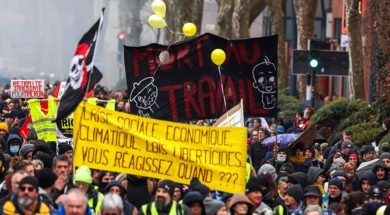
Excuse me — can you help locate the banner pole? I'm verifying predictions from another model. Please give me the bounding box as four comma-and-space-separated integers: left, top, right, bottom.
72, 101, 86, 183
84, 8, 105, 99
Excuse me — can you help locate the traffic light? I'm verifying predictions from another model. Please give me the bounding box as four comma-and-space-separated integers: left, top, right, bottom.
117, 32, 125, 41
117, 32, 125, 63
309, 39, 320, 69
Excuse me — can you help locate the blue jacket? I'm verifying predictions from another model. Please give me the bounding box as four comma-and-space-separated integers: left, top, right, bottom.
55, 204, 94, 215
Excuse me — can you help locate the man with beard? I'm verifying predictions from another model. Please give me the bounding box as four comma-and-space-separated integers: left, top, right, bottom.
140, 180, 190, 215
52, 154, 74, 202
2, 176, 51, 214
291, 185, 335, 215
372, 162, 389, 182
323, 178, 348, 208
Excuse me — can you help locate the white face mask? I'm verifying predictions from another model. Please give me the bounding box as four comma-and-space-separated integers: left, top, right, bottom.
277, 156, 286, 163
10, 145, 20, 154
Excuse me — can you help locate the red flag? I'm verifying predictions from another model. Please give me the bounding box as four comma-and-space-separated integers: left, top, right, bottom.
55, 8, 104, 126
20, 114, 32, 140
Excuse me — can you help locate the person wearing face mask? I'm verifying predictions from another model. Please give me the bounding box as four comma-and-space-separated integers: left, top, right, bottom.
275, 148, 290, 171
6, 134, 22, 157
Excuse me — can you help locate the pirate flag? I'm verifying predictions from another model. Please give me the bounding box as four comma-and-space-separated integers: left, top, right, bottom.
55, 8, 104, 127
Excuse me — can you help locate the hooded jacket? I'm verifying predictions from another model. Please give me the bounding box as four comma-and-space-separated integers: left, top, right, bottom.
307, 167, 324, 184
358, 171, 378, 187
6, 134, 22, 156
288, 172, 308, 189
307, 166, 326, 195
182, 191, 206, 215
229, 194, 254, 215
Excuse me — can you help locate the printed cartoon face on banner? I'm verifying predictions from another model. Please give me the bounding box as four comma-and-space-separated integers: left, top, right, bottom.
252, 56, 277, 109
129, 77, 159, 117
69, 55, 84, 90
68, 43, 89, 91
124, 33, 278, 121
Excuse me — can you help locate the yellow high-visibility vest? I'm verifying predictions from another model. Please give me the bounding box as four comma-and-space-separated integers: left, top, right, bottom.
142, 201, 183, 215
87, 97, 116, 111
28, 96, 57, 142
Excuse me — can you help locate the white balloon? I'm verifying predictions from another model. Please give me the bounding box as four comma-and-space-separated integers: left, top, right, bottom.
159, 51, 170, 64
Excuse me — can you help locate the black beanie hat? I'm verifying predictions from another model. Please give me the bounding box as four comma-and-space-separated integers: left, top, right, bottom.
34, 141, 54, 156
189, 177, 210, 199
19, 176, 39, 190
35, 168, 57, 189
104, 180, 127, 198
285, 184, 304, 203
158, 180, 175, 197
245, 177, 263, 194
183, 191, 204, 207
58, 143, 73, 155
34, 152, 53, 168
328, 178, 343, 191
221, 192, 233, 203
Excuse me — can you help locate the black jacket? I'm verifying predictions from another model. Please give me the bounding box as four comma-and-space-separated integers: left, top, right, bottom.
249, 141, 267, 171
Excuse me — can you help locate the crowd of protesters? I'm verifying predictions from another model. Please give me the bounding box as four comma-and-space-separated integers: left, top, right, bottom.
0, 82, 390, 215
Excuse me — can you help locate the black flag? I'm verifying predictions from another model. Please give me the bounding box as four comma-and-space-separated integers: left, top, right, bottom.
55, 9, 104, 126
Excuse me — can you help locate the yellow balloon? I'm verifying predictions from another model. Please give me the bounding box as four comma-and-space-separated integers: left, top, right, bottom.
151, 0, 166, 18
211, 49, 226, 66
182, 23, 197, 37
148, 15, 167, 29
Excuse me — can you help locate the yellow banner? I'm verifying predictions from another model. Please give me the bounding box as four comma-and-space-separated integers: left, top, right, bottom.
73, 102, 247, 193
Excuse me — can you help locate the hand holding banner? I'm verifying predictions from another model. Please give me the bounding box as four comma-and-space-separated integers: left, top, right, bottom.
73, 102, 247, 193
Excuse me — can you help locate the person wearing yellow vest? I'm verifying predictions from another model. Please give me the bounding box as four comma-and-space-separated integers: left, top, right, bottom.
28, 96, 57, 142
140, 180, 190, 215
74, 165, 104, 214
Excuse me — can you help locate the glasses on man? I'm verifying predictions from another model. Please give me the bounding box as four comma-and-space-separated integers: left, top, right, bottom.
20, 186, 35, 192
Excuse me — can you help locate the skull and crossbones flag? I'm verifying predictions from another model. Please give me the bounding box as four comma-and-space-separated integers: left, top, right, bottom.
55, 8, 104, 127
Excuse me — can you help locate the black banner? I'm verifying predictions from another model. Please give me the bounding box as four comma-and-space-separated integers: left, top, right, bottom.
124, 33, 278, 122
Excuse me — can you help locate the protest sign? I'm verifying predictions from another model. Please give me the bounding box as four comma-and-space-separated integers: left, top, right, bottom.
124, 33, 278, 121
10, 80, 45, 98
73, 102, 247, 193
57, 115, 73, 138
213, 99, 244, 127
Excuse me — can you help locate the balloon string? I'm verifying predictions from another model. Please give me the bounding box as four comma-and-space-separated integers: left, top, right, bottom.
152, 17, 190, 77
167, 26, 185, 35
218, 66, 228, 113
153, 28, 185, 77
